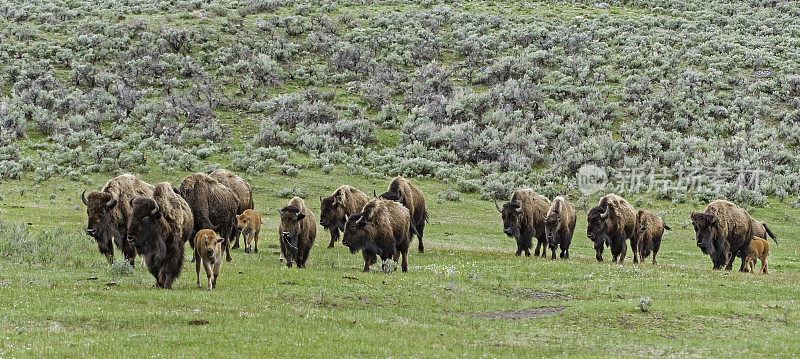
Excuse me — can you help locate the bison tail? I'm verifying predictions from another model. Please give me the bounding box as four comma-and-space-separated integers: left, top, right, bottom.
663, 223, 671, 231
762, 222, 778, 245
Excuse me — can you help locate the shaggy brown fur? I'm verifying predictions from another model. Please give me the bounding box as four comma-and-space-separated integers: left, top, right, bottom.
691, 200, 758, 271
178, 173, 238, 262
343, 198, 412, 273
236, 209, 261, 254
278, 197, 316, 268
496, 189, 550, 257
745, 236, 770, 274
543, 196, 576, 260
633, 209, 670, 265
380, 176, 428, 253
586, 194, 636, 263
320, 185, 369, 248
127, 197, 186, 289
83, 174, 154, 265
152, 182, 195, 246
194, 229, 225, 290
209, 169, 254, 249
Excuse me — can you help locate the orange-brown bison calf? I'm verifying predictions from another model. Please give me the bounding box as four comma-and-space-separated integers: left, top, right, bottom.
236, 209, 262, 254
745, 236, 770, 274
194, 229, 225, 290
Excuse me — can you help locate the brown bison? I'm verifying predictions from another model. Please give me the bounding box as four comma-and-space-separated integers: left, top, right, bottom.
495, 189, 550, 257
379, 176, 428, 253
178, 173, 238, 262
342, 198, 412, 273
209, 169, 254, 249
194, 229, 225, 290
745, 236, 770, 274
586, 193, 636, 263
278, 197, 316, 268
633, 209, 670, 265
320, 185, 369, 248
691, 200, 776, 271
236, 209, 262, 254
543, 196, 576, 260
126, 182, 194, 289
83, 174, 154, 265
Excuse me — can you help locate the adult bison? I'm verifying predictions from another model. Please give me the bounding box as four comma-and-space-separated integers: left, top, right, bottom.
83, 174, 154, 265
543, 196, 576, 260
379, 176, 428, 253
178, 173, 238, 262
586, 193, 636, 263
495, 189, 550, 257
342, 198, 412, 273
320, 185, 369, 248
633, 209, 670, 265
278, 197, 316, 268
127, 182, 194, 289
691, 200, 776, 271
209, 169, 254, 250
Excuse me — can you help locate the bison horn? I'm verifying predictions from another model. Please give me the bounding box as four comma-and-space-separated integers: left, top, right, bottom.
150, 202, 159, 215
106, 193, 117, 208
600, 210, 608, 219
277, 209, 283, 215
494, 199, 502, 213
81, 190, 88, 205
320, 195, 323, 203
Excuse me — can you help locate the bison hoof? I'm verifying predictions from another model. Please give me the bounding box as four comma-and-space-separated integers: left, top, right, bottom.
327, 244, 335, 249
231, 243, 239, 249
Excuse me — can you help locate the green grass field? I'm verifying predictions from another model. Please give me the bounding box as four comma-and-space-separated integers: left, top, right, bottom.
1, 166, 799, 357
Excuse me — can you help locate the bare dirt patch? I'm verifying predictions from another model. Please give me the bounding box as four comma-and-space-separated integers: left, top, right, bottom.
473, 306, 566, 320
501, 288, 570, 301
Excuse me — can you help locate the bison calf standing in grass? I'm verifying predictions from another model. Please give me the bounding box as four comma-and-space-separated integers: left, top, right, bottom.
83, 174, 154, 265
746, 236, 770, 274
209, 169, 254, 250
278, 197, 316, 268
127, 182, 194, 289
194, 229, 225, 290
342, 198, 411, 273
586, 194, 636, 263
495, 189, 550, 257
320, 185, 369, 248
543, 196, 576, 260
379, 176, 428, 253
633, 209, 670, 265
691, 200, 776, 271
236, 209, 261, 254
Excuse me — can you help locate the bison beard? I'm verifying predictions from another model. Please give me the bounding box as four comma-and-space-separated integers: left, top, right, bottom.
127, 198, 184, 289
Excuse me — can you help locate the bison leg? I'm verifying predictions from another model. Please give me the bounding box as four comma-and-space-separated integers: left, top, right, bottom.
401, 250, 408, 272
204, 261, 214, 290
196, 256, 202, 288
225, 238, 232, 262
328, 229, 339, 249
254, 230, 259, 253
534, 240, 541, 257
515, 248, 522, 256
231, 226, 241, 249
416, 218, 425, 253
761, 256, 768, 274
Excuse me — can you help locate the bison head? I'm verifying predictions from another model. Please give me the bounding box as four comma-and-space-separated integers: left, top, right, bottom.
543, 211, 561, 248
278, 205, 305, 259
495, 199, 522, 240
319, 195, 345, 231
83, 190, 120, 263
690, 212, 718, 257
342, 213, 380, 255
586, 205, 613, 261
127, 197, 165, 257
379, 191, 401, 202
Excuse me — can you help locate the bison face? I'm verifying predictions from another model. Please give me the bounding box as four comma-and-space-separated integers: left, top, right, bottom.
83, 190, 120, 263
342, 213, 366, 254
379, 191, 401, 202
319, 196, 344, 231
496, 201, 522, 239
127, 198, 164, 256
691, 212, 718, 256
544, 213, 561, 246
278, 206, 305, 257
586, 206, 611, 261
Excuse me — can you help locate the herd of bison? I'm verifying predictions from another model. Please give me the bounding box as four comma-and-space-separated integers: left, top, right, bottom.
80, 170, 778, 290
